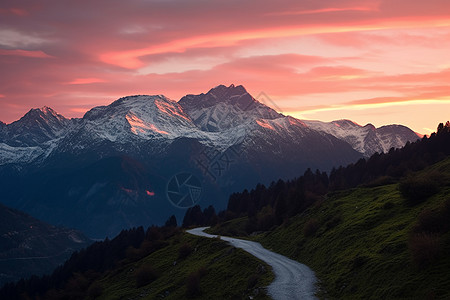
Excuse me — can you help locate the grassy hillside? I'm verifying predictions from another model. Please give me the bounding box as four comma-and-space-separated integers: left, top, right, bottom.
13, 229, 274, 300
95, 233, 273, 300
254, 158, 450, 299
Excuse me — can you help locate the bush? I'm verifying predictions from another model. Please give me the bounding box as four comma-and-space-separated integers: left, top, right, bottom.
135, 264, 158, 288
409, 233, 441, 268
303, 218, 320, 237
178, 242, 193, 259
87, 282, 103, 298
399, 177, 438, 206
247, 274, 259, 289
382, 201, 395, 210
186, 272, 201, 298
415, 208, 443, 233
325, 215, 341, 230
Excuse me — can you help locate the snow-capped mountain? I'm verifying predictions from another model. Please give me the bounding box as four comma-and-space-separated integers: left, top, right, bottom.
0, 85, 420, 166
0, 84, 420, 237
1, 106, 69, 147
82, 95, 196, 140
303, 119, 420, 156
0, 107, 70, 165
0, 121, 6, 133
179, 84, 282, 131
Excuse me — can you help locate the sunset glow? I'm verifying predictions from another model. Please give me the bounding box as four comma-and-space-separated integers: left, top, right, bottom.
1, 0, 450, 133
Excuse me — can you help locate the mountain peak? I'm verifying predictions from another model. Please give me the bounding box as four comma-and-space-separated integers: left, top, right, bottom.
332, 119, 361, 128
110, 94, 169, 107
16, 106, 67, 123
81, 94, 194, 140
3, 106, 69, 147
84, 94, 185, 119
208, 84, 247, 97
180, 83, 272, 113
178, 84, 282, 132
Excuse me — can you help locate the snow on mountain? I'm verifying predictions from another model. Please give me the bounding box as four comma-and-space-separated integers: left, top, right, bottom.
179, 84, 282, 131
0, 143, 45, 165
0, 85, 420, 166
302, 119, 420, 156
4, 106, 69, 147
81, 95, 198, 142
376, 125, 421, 152
0, 107, 71, 165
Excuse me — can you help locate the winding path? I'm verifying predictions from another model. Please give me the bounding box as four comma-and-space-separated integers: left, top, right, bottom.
187, 227, 317, 300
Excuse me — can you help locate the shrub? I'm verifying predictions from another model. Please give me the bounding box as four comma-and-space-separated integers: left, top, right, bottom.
87, 282, 103, 299
352, 255, 368, 269
415, 208, 443, 233
178, 242, 193, 260
409, 232, 441, 268
185, 266, 207, 298
382, 201, 395, 210
186, 272, 201, 298
325, 215, 341, 230
414, 199, 450, 234
303, 218, 320, 237
399, 177, 438, 206
135, 264, 158, 288
247, 274, 259, 289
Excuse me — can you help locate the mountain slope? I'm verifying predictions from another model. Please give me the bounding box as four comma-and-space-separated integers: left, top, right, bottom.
179, 84, 282, 132
303, 119, 420, 156
1, 106, 69, 147
0, 203, 90, 286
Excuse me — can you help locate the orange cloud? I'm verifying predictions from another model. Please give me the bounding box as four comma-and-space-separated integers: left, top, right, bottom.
267, 6, 379, 16
100, 16, 450, 69
67, 78, 107, 85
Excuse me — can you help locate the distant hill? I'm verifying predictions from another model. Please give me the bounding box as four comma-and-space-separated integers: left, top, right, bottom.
0, 203, 90, 287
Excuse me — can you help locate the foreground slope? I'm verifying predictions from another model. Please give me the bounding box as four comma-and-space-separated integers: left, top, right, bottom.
0, 227, 274, 299
257, 158, 450, 299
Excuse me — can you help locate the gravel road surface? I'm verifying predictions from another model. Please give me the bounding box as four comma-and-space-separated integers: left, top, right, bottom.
187, 227, 317, 300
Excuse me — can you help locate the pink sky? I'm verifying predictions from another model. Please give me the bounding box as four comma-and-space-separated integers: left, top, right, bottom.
1, 0, 450, 134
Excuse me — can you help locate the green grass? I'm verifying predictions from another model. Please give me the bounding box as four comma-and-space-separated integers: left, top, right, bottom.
205, 217, 250, 237
255, 158, 450, 299
92, 232, 274, 299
